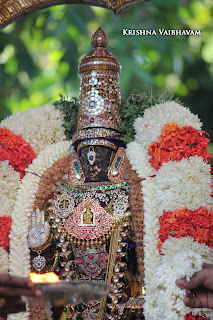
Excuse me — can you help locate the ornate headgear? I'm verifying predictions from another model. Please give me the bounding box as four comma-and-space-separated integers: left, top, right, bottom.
73, 27, 124, 153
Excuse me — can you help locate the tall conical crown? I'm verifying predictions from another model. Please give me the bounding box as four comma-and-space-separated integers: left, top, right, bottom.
73, 28, 123, 153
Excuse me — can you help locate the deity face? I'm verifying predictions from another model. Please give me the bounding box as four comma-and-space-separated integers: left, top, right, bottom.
79, 145, 116, 182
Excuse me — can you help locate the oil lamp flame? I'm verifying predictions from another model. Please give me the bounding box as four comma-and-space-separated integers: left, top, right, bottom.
30, 272, 60, 283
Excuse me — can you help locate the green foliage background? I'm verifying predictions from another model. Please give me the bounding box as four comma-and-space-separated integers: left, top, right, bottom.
0, 0, 212, 155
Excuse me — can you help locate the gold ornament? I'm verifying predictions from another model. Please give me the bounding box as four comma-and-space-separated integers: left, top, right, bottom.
73, 27, 124, 153
0, 0, 148, 30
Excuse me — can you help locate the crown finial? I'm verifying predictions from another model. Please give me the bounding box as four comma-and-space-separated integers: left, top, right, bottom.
91, 27, 109, 48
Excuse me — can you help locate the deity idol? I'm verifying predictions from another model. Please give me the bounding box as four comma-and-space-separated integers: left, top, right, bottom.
26, 27, 145, 320
0, 28, 212, 320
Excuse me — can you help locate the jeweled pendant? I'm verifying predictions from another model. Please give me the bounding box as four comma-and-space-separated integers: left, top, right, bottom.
33, 254, 46, 272
87, 146, 96, 165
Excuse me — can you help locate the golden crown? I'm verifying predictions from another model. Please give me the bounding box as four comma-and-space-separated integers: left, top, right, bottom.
0, 0, 148, 30
73, 27, 123, 152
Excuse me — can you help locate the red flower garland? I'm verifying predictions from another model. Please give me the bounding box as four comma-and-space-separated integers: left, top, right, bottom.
158, 207, 213, 250
148, 123, 211, 170
0, 128, 36, 179
0, 216, 12, 251
185, 313, 209, 320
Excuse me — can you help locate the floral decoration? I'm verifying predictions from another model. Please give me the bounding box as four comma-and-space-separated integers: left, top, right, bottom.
185, 314, 209, 320
159, 207, 213, 250
0, 161, 20, 217
0, 104, 66, 154
148, 123, 211, 170
0, 128, 36, 178
154, 156, 213, 215
0, 215, 12, 251
127, 101, 213, 320
0, 247, 9, 273
134, 101, 202, 148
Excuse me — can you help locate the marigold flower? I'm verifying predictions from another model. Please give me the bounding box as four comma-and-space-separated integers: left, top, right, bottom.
158, 207, 213, 250
149, 123, 211, 170
0, 216, 12, 251
0, 128, 36, 178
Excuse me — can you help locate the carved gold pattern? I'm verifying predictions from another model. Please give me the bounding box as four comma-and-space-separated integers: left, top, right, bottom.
0, 0, 148, 30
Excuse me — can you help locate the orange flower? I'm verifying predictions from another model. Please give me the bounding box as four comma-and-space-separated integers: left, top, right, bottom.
0, 216, 12, 251
158, 207, 213, 250
149, 123, 211, 170
0, 128, 36, 179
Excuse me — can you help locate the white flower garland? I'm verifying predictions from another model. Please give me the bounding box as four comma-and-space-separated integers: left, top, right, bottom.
142, 176, 213, 320
0, 247, 9, 273
0, 104, 66, 155
126, 141, 155, 179
154, 156, 213, 215
8, 140, 71, 320
147, 237, 213, 320
134, 101, 202, 148
129, 101, 213, 320
0, 161, 20, 217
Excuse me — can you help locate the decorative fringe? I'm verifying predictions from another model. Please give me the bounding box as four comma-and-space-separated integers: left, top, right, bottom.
123, 156, 145, 284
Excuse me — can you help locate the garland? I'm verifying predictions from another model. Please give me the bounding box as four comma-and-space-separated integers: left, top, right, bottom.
32, 155, 72, 211
0, 247, 9, 274
0, 216, 12, 251
0, 128, 36, 178
0, 161, 20, 217
149, 123, 211, 170
159, 207, 213, 250
0, 104, 66, 155
127, 101, 213, 320
134, 101, 202, 148
8, 141, 71, 320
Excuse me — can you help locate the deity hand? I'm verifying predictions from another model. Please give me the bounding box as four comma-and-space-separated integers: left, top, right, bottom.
28, 209, 51, 249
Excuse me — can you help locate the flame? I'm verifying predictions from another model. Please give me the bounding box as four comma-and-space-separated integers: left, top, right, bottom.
30, 272, 60, 283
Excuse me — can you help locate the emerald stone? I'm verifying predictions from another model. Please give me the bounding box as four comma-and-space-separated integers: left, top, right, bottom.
117, 157, 121, 162
76, 167, 80, 173
89, 101, 96, 107
45, 211, 49, 217
63, 307, 67, 313
74, 161, 78, 167
46, 202, 50, 207
121, 182, 125, 186
115, 162, 119, 168
50, 227, 55, 233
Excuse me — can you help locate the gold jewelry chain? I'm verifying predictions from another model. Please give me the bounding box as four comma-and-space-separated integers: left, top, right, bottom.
97, 221, 122, 320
